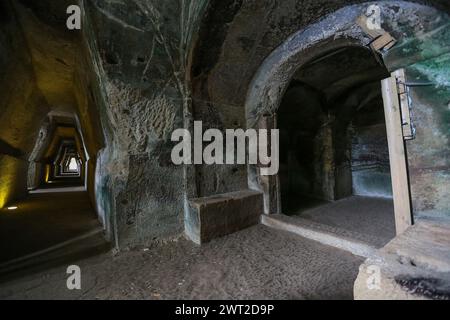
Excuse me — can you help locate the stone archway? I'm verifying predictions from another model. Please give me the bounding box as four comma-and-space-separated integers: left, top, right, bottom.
245, 1, 450, 222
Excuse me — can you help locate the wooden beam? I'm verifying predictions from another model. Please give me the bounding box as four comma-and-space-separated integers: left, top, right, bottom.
381, 72, 413, 235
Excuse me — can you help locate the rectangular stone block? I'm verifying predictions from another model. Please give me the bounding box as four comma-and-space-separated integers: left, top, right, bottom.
186, 190, 263, 244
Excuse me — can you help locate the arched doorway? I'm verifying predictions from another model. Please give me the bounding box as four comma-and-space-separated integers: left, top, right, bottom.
244, 1, 449, 251
277, 46, 396, 246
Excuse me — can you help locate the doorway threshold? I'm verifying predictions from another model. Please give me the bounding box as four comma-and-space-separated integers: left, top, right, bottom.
29, 186, 86, 194
261, 214, 383, 258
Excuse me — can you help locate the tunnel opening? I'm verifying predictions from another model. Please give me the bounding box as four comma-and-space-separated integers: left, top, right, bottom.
27, 113, 90, 191
42, 125, 86, 188
0, 111, 107, 275
278, 46, 396, 246
0, 1, 109, 278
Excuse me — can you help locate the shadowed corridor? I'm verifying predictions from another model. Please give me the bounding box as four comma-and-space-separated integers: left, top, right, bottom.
0, 189, 108, 280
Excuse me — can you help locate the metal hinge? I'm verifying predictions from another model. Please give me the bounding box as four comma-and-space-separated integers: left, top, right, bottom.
392, 69, 435, 141
393, 70, 415, 141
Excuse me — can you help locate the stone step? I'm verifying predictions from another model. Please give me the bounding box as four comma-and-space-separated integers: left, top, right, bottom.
354, 220, 450, 300
261, 214, 381, 258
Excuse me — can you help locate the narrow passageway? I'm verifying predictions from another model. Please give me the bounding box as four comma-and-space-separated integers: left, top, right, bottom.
0, 112, 108, 278
0, 1, 107, 280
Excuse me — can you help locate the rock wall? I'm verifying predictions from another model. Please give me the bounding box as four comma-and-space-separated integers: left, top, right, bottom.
404, 59, 450, 219
83, 0, 208, 247
0, 1, 49, 208
382, 5, 450, 220
351, 110, 392, 198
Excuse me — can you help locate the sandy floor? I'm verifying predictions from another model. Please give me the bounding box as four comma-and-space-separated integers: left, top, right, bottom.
0, 190, 101, 263
290, 196, 396, 246
0, 225, 363, 300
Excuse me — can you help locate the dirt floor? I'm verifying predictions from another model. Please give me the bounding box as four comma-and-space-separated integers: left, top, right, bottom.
0, 225, 364, 300
0, 190, 102, 263
289, 196, 396, 246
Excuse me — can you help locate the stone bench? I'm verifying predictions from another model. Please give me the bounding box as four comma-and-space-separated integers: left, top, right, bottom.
186, 190, 264, 244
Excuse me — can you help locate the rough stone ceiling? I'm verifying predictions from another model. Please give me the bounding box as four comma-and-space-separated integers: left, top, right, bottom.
44, 126, 85, 162
292, 46, 389, 103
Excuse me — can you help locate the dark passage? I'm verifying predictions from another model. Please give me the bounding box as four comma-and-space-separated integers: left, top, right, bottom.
0, 113, 108, 279
278, 46, 396, 245
0, 1, 107, 280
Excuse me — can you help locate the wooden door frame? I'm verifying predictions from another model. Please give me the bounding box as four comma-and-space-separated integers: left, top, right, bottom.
381, 69, 414, 235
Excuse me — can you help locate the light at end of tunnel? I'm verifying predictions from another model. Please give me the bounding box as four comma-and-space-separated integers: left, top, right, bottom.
7, 206, 18, 210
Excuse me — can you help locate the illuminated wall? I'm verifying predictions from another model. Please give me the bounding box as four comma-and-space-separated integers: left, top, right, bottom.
0, 1, 49, 209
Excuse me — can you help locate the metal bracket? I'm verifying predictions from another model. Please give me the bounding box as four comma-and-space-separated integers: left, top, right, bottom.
371, 32, 397, 52
357, 15, 397, 53
393, 70, 415, 141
